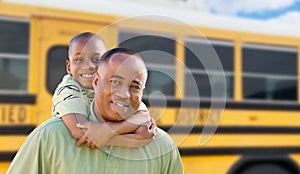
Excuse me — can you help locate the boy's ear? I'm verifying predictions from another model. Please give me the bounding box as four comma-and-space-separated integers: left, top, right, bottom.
92, 73, 99, 89
66, 59, 71, 74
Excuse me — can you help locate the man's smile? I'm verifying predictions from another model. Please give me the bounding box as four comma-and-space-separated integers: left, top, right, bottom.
111, 100, 130, 108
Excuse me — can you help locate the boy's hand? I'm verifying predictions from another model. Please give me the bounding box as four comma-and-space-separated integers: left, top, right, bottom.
126, 110, 151, 125
76, 122, 115, 148
76, 134, 97, 149
134, 118, 157, 141
110, 118, 157, 147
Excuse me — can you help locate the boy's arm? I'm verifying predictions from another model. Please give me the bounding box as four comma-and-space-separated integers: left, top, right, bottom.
63, 113, 113, 149
75, 119, 141, 148
76, 111, 156, 148
107, 110, 151, 135
107, 119, 157, 147
62, 114, 88, 139
52, 79, 90, 139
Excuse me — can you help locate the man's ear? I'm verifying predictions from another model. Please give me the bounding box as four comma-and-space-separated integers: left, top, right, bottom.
92, 73, 99, 89
66, 59, 71, 74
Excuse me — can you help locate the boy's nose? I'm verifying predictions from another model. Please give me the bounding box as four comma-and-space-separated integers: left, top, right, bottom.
84, 60, 96, 69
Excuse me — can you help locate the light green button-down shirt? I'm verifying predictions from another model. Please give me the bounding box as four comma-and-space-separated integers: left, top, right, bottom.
7, 101, 184, 174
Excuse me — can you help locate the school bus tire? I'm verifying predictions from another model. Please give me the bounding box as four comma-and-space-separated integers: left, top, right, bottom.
236, 163, 292, 174
228, 155, 299, 174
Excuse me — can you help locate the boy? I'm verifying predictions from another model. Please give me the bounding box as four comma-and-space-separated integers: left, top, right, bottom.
52, 32, 155, 148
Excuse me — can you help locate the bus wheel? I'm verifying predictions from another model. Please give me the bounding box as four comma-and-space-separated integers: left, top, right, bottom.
239, 163, 291, 174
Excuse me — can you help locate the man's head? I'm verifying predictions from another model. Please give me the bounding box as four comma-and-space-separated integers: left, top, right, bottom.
67, 32, 106, 89
93, 48, 148, 122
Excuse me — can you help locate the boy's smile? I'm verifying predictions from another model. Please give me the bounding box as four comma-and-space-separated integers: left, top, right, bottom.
80, 73, 93, 78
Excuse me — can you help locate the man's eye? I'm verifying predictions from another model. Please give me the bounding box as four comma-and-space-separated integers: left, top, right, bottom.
130, 85, 141, 91
111, 80, 121, 85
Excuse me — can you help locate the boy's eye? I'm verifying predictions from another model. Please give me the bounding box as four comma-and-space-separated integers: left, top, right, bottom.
75, 57, 84, 62
92, 57, 101, 63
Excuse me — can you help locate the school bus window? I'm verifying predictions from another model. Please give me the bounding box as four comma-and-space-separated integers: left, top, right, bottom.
0, 58, 28, 91
185, 71, 232, 98
118, 30, 176, 98
143, 69, 175, 98
242, 43, 297, 101
46, 46, 68, 94
184, 38, 234, 99
0, 19, 29, 92
0, 19, 29, 54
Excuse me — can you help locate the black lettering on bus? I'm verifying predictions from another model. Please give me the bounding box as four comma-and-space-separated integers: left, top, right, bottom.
207, 109, 221, 125
19, 107, 26, 123
198, 110, 209, 123
1, 105, 4, 122
8, 105, 14, 123
0, 105, 27, 123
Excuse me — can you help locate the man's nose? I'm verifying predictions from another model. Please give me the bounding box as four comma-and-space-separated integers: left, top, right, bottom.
114, 86, 130, 99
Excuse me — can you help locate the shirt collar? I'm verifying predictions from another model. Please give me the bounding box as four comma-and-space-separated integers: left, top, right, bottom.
88, 100, 100, 123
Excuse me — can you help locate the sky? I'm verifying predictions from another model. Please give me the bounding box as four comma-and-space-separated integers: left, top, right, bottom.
202, 0, 300, 26
3, 0, 300, 27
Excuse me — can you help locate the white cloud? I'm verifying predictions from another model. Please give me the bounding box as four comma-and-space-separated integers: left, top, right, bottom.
203, 0, 296, 15
267, 11, 300, 26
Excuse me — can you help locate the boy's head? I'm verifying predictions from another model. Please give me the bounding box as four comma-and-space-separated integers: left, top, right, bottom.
67, 32, 106, 89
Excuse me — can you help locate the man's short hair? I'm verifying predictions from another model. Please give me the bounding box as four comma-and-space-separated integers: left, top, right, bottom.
99, 47, 143, 66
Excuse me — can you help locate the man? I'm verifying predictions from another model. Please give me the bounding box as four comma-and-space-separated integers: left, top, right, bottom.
7, 48, 184, 174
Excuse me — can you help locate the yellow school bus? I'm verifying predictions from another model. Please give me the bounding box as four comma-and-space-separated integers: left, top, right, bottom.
0, 1, 300, 173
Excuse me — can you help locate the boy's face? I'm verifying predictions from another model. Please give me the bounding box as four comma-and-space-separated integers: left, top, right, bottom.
93, 53, 147, 121
67, 37, 106, 89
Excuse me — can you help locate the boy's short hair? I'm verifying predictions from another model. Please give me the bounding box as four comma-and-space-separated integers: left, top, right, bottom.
69, 32, 104, 49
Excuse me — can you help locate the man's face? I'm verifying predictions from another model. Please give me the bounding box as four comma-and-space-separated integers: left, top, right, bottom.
67, 37, 106, 89
93, 53, 147, 121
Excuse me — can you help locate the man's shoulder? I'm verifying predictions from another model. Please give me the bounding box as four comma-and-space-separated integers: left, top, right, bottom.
152, 127, 177, 149
39, 117, 64, 127
29, 117, 67, 138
